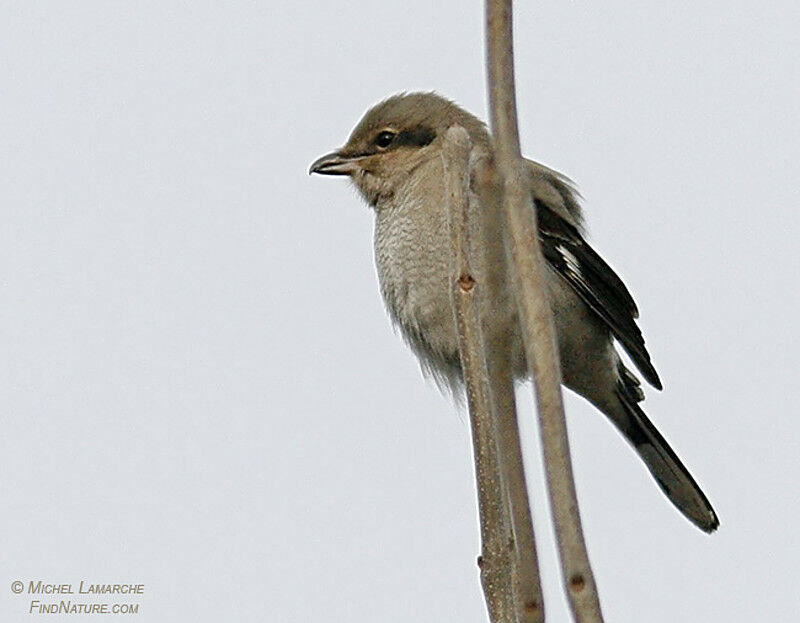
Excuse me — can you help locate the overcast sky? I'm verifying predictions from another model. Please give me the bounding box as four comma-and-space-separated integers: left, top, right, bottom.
1, 2, 798, 622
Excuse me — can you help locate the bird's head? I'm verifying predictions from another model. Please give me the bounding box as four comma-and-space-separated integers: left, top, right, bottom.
309, 92, 490, 207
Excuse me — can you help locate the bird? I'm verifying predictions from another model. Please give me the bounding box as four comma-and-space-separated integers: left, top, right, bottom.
309, 91, 719, 533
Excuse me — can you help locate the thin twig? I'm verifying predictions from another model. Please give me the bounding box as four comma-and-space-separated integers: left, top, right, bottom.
485, 1, 605, 621
472, 156, 544, 623
442, 126, 514, 623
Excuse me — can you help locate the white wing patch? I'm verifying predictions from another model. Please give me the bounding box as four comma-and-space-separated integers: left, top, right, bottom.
557, 244, 583, 281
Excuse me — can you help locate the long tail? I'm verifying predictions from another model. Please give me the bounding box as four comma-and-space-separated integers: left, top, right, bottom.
613, 373, 719, 533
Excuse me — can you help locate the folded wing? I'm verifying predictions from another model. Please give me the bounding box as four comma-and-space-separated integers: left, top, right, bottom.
535, 197, 662, 390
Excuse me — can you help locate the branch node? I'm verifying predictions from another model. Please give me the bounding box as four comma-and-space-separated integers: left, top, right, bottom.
569, 574, 586, 593
524, 600, 540, 613
458, 274, 476, 292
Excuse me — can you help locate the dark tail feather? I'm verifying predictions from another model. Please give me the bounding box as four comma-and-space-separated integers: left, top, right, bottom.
615, 384, 719, 533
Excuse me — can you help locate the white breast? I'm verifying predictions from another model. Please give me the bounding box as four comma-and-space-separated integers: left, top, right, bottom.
372, 170, 462, 380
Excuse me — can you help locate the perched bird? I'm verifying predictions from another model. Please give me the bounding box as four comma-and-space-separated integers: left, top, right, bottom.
310, 92, 718, 533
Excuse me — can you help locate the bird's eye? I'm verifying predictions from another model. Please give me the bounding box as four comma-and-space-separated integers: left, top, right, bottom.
374, 130, 396, 148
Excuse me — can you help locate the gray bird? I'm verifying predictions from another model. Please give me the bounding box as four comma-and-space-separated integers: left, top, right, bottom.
310, 92, 718, 533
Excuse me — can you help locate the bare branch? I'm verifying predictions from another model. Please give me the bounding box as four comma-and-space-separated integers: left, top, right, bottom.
472, 157, 544, 623
442, 126, 514, 623
485, 1, 605, 622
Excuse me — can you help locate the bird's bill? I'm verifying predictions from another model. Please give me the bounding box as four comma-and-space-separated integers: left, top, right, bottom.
308, 150, 363, 176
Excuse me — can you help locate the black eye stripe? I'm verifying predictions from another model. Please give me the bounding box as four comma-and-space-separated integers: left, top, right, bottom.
395, 127, 436, 148
364, 126, 437, 155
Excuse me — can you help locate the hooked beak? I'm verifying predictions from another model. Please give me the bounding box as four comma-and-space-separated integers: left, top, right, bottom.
308, 150, 364, 176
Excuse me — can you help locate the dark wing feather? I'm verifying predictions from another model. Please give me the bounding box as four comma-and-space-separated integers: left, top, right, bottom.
536, 200, 663, 390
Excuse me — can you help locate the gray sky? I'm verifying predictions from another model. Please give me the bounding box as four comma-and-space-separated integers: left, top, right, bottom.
1, 2, 798, 621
